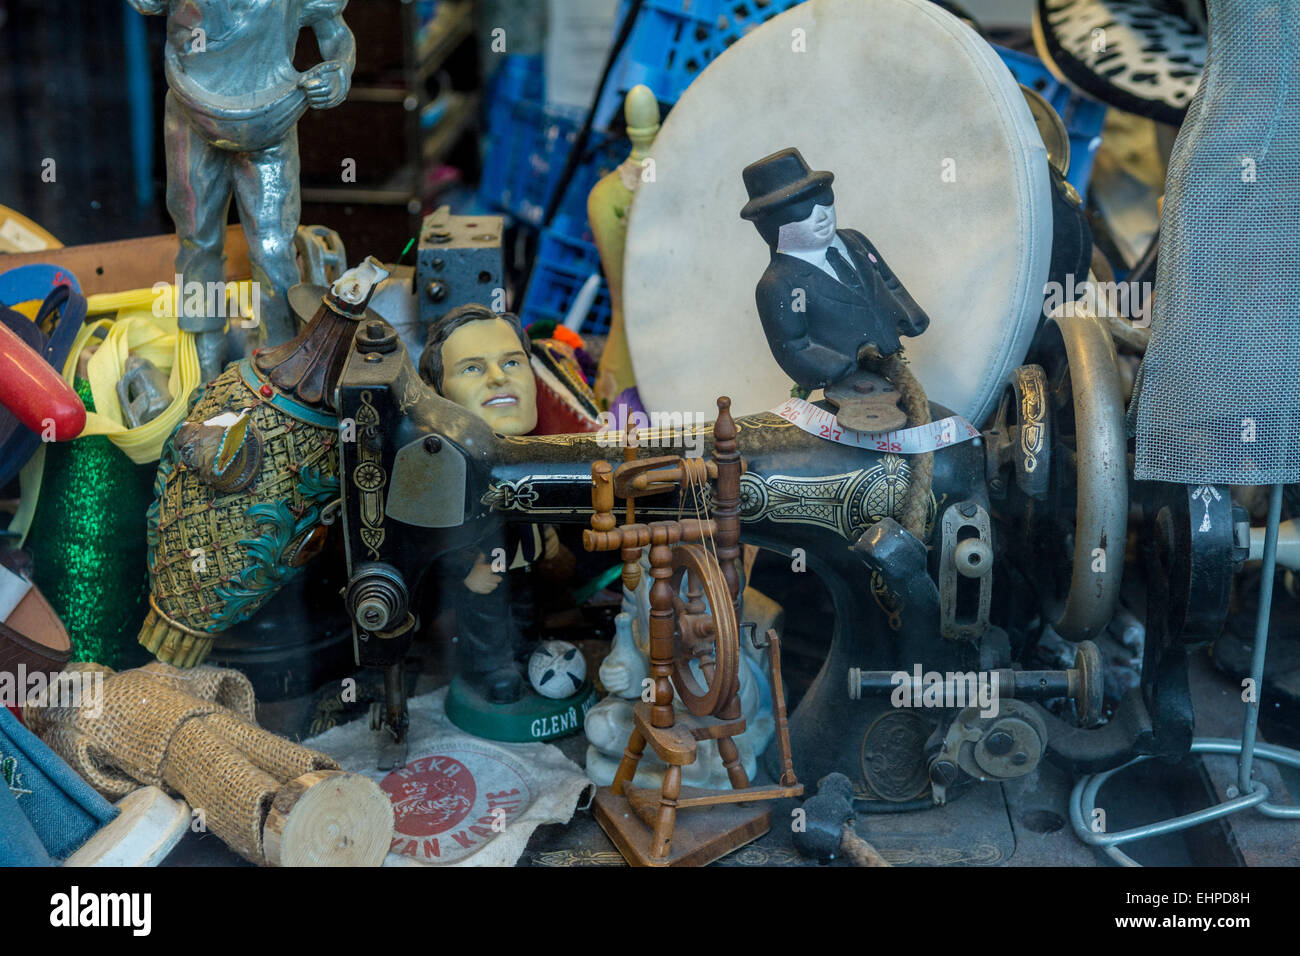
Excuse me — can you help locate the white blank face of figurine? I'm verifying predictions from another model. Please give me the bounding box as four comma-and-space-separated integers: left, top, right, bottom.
777, 203, 836, 253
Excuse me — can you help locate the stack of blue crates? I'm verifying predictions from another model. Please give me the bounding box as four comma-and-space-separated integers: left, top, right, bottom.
592, 0, 1106, 196
478, 56, 624, 334
518, 215, 614, 336
593, 0, 806, 132
478, 56, 625, 230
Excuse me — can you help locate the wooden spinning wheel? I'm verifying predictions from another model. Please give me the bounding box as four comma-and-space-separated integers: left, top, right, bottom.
669, 543, 739, 719
583, 397, 801, 866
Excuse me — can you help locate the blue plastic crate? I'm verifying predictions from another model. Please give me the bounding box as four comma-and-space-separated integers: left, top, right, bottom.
594, 0, 805, 131
478, 57, 563, 225
519, 216, 613, 336
993, 44, 1108, 199
479, 56, 627, 227
486, 52, 545, 103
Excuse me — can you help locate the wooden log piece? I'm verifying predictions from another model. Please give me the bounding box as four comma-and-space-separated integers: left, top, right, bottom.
262, 770, 394, 867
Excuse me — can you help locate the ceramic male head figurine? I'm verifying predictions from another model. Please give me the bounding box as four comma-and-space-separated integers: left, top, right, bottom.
741, 147, 931, 428
129, 0, 356, 384
421, 305, 538, 436
420, 305, 547, 705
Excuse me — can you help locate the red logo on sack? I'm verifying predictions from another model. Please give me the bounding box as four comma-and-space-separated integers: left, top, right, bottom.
380, 746, 533, 863
381, 755, 477, 836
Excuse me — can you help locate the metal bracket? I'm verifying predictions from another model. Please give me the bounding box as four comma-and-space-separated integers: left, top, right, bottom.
295, 224, 348, 288
939, 500, 993, 640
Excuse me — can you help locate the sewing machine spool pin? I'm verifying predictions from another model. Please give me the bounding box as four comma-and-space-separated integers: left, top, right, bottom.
848, 639, 1105, 727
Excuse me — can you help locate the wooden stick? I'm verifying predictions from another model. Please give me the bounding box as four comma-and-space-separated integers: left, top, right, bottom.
841, 825, 892, 867
765, 629, 798, 788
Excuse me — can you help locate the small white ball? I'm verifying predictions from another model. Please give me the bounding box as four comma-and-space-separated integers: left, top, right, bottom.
528, 640, 587, 699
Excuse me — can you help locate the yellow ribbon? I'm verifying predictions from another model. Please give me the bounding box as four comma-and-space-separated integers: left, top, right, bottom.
11, 283, 252, 544
61, 283, 256, 464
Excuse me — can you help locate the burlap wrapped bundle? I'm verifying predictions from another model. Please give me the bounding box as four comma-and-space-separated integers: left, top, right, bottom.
25, 661, 339, 864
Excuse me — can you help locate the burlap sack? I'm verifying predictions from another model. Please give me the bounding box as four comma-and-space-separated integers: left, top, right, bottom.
25, 661, 337, 863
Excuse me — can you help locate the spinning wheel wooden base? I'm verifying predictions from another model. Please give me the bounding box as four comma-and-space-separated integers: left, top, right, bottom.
584, 397, 801, 866
592, 789, 773, 868
592, 699, 803, 866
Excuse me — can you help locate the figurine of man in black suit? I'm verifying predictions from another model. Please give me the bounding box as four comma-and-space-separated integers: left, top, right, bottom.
742, 147, 934, 539
741, 148, 930, 402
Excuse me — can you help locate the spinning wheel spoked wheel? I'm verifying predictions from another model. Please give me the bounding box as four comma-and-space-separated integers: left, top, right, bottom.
596, 540, 801, 866
669, 544, 739, 719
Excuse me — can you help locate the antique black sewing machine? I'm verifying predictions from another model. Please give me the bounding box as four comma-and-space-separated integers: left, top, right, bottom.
333, 302, 1207, 808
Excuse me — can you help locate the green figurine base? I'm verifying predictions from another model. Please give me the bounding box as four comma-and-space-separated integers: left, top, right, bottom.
444, 676, 598, 743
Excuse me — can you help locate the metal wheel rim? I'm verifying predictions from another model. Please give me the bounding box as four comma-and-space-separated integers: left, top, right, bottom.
1043, 303, 1128, 641
1070, 738, 1300, 866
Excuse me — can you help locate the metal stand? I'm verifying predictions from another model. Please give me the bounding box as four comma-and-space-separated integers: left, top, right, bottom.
1070, 484, 1300, 865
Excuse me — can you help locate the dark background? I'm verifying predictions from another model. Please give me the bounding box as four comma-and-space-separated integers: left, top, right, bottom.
0, 0, 173, 244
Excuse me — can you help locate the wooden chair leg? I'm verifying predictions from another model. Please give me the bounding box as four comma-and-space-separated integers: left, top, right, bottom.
717, 735, 750, 790
611, 728, 646, 796
651, 764, 681, 860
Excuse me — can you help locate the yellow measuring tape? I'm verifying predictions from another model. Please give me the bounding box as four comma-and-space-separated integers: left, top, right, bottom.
70, 282, 257, 463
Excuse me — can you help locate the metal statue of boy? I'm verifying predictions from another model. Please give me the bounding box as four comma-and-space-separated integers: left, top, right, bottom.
129, 0, 356, 382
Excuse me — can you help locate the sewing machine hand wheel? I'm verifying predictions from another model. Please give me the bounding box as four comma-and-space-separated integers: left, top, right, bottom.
668, 543, 740, 718
1031, 303, 1128, 641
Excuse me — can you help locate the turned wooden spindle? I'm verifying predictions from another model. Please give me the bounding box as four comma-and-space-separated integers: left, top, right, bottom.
584, 520, 714, 554
712, 396, 743, 609
591, 460, 616, 528
766, 628, 798, 787
647, 534, 678, 729
711, 397, 747, 731
628, 457, 716, 492
653, 764, 682, 858
591, 460, 640, 592
621, 440, 642, 589
621, 545, 644, 592
623, 433, 639, 524
611, 729, 647, 797
717, 735, 750, 790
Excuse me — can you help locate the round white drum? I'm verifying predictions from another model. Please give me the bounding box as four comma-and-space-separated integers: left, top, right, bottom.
623, 0, 1053, 427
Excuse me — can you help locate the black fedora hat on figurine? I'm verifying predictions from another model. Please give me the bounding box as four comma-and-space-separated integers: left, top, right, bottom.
740, 147, 834, 222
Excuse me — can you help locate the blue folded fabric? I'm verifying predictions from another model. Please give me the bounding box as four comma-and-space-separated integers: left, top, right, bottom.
0, 708, 117, 865
0, 776, 54, 866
